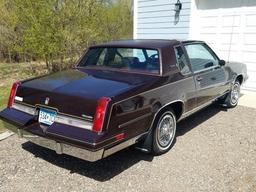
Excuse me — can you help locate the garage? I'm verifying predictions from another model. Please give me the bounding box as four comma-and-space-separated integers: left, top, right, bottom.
134, 0, 256, 90
190, 0, 256, 90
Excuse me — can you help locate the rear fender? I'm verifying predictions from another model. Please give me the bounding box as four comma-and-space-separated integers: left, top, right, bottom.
137, 100, 184, 152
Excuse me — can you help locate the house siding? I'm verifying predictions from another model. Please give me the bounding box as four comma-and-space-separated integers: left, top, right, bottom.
134, 0, 192, 39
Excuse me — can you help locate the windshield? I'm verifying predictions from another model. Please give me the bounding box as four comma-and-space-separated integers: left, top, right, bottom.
78, 47, 160, 74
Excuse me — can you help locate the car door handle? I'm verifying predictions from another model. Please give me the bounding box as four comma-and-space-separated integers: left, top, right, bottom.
211, 77, 216, 81
196, 76, 203, 81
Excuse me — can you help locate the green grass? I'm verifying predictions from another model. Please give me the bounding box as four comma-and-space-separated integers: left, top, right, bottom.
0, 86, 9, 109
0, 62, 48, 133
0, 86, 10, 133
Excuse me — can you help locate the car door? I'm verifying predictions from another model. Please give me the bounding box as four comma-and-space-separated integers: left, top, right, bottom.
184, 43, 228, 106
174, 45, 197, 112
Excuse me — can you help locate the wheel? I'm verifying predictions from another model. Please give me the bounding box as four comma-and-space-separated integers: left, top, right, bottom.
222, 80, 241, 108
152, 110, 176, 155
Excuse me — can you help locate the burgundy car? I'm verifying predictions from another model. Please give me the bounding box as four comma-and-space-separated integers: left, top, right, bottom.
0, 40, 248, 162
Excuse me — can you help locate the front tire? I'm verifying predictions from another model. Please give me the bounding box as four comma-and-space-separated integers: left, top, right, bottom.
223, 80, 241, 108
152, 110, 176, 155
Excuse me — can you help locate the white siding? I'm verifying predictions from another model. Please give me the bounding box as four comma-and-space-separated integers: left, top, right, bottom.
134, 0, 191, 39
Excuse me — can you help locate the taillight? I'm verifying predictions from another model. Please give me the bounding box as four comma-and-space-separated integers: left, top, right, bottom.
8, 82, 21, 108
92, 97, 111, 133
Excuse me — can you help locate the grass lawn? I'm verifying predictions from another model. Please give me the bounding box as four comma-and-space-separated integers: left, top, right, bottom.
0, 86, 10, 133
0, 62, 47, 133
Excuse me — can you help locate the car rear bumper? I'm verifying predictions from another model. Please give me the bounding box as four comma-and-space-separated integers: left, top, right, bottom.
19, 129, 104, 162
0, 118, 142, 162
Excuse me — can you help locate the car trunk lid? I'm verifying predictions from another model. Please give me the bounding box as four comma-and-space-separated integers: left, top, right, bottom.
15, 69, 156, 119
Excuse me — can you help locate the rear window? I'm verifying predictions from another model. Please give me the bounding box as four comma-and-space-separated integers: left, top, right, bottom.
78, 47, 160, 74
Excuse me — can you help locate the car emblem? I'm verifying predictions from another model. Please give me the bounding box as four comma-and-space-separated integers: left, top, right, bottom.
45, 97, 50, 105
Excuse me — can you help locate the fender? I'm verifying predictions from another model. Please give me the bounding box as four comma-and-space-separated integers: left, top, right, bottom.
137, 100, 185, 152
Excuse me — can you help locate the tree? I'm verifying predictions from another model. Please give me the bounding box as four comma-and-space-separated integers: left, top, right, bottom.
0, 0, 133, 71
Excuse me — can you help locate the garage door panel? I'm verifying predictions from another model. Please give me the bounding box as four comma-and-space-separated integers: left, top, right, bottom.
245, 71, 256, 83
245, 15, 256, 26
193, 2, 256, 90
244, 34, 256, 45
216, 51, 230, 61
243, 81, 256, 90
200, 16, 218, 27
222, 15, 241, 27
245, 62, 256, 73
219, 51, 240, 61
220, 27, 240, 34
243, 52, 256, 63
219, 45, 240, 54
200, 34, 217, 44
243, 27, 256, 33
243, 45, 256, 52
220, 34, 240, 44
200, 27, 218, 34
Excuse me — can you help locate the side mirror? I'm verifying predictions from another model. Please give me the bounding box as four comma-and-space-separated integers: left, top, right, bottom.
219, 60, 226, 66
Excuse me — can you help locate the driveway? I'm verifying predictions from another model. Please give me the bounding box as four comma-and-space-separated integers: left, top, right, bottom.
0, 105, 256, 192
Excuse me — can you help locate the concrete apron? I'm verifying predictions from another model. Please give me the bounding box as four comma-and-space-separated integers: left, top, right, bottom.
239, 90, 256, 109
0, 130, 14, 141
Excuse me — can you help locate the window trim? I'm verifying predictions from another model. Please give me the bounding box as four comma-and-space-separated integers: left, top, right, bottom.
193, 65, 220, 75
173, 45, 192, 76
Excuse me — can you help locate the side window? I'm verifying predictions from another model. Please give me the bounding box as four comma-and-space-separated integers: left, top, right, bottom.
133, 49, 146, 62
184, 44, 218, 72
97, 48, 107, 66
174, 46, 191, 75
146, 50, 158, 58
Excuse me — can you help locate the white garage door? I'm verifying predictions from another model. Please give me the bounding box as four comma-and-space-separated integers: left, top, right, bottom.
191, 1, 256, 90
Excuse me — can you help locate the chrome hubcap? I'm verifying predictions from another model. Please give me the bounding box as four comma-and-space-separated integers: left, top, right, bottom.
231, 83, 240, 105
157, 114, 175, 147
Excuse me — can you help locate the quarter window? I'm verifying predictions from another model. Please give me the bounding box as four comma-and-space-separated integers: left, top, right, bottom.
174, 46, 191, 75
184, 44, 218, 72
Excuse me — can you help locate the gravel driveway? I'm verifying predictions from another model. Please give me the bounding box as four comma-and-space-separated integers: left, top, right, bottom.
0, 105, 256, 192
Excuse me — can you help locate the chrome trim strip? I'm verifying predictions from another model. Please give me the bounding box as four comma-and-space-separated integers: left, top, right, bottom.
12, 102, 93, 130
180, 100, 213, 120
14, 102, 93, 121
103, 133, 146, 158
193, 65, 220, 74
55, 114, 93, 130
12, 103, 36, 115
179, 91, 229, 120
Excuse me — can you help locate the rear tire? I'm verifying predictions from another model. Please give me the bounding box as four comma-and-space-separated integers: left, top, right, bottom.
222, 80, 241, 108
152, 110, 176, 155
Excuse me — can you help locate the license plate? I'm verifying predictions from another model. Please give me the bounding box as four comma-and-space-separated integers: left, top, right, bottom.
38, 108, 57, 126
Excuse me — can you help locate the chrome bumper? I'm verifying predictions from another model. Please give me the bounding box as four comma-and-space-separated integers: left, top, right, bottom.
18, 129, 104, 162
1, 120, 141, 162
2, 121, 142, 162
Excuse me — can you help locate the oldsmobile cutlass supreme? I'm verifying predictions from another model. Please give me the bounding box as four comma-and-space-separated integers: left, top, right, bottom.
0, 40, 248, 161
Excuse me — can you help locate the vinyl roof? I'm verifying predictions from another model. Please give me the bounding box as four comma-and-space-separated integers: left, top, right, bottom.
91, 39, 181, 49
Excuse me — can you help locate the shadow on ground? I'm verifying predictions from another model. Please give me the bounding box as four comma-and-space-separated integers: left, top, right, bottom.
176, 104, 227, 136
22, 104, 227, 182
